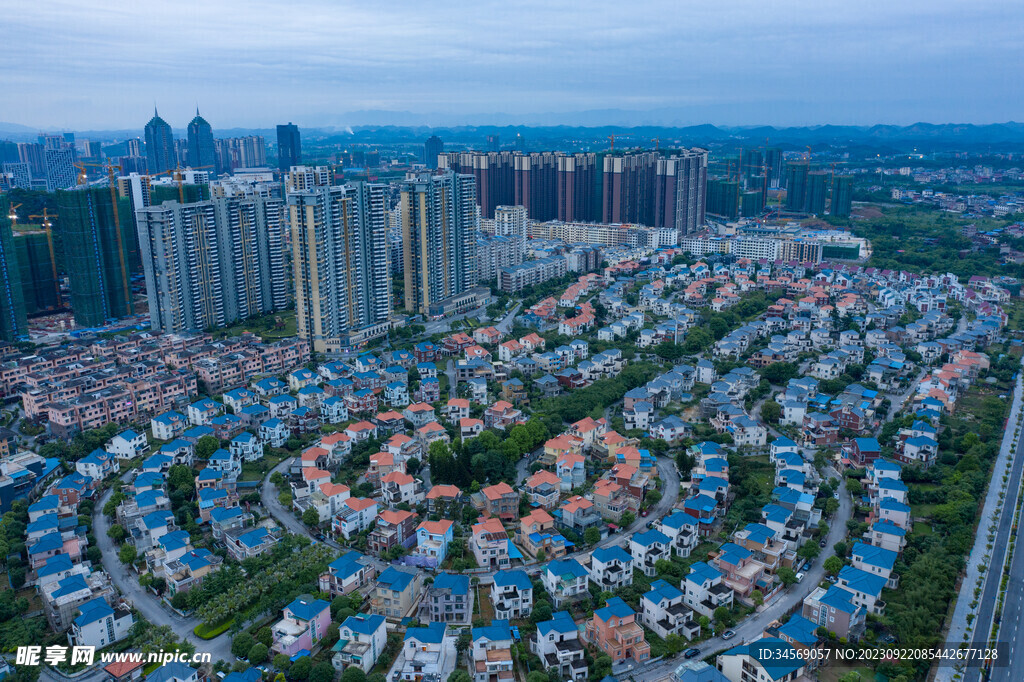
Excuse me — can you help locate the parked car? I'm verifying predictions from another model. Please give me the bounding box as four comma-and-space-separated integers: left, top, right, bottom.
796, 572, 805, 582
826, 575, 837, 583
646, 520, 655, 529
641, 509, 649, 517
722, 630, 736, 640
802, 562, 812, 572
684, 649, 701, 659
833, 492, 840, 500
819, 539, 827, 548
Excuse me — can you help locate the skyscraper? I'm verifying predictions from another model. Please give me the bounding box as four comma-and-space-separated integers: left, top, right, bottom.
45, 147, 77, 190
765, 148, 783, 189
806, 171, 828, 215
290, 182, 390, 352
144, 109, 175, 175
17, 142, 45, 180
668, 149, 708, 236
424, 135, 443, 169
831, 176, 853, 217
276, 123, 301, 171
0, 216, 28, 342
57, 188, 135, 326
493, 205, 528, 250
187, 110, 216, 172
555, 153, 597, 222
2, 162, 31, 190
401, 171, 478, 316
136, 195, 289, 333
486, 134, 500, 152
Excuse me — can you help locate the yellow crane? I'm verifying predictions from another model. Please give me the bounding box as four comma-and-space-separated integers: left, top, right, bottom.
6, 202, 23, 226
27, 209, 61, 305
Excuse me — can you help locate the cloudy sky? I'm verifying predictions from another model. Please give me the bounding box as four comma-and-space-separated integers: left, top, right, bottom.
2, 0, 1021, 130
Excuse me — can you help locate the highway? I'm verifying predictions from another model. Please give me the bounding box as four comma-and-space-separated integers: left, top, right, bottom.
962, 394, 1024, 682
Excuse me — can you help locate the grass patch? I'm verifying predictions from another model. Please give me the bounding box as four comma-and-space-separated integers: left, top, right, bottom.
910, 503, 938, 518
911, 521, 934, 537
194, 618, 234, 639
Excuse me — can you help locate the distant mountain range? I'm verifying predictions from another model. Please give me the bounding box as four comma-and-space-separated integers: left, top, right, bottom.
5, 116, 1024, 151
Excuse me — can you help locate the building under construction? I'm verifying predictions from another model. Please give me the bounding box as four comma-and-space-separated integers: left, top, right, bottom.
56, 187, 135, 327
13, 229, 60, 315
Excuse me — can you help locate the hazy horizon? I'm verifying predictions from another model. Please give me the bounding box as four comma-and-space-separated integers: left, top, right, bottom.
3, 0, 1022, 130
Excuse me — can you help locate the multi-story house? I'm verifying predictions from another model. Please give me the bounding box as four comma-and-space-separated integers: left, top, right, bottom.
411, 520, 454, 569
491, 569, 533, 621
371, 566, 421, 619
587, 546, 634, 592
801, 585, 865, 640
557, 496, 602, 535
683, 562, 734, 618
396, 622, 449, 682
470, 620, 514, 682
318, 550, 377, 597
630, 529, 670, 578
67, 598, 135, 650
334, 498, 379, 540
525, 470, 562, 509
333, 613, 387, 674
519, 509, 568, 559
531, 612, 587, 681
717, 638, 807, 682
657, 511, 699, 558
271, 597, 331, 657
640, 580, 700, 641
471, 517, 510, 570
543, 558, 588, 608
420, 572, 473, 625
584, 597, 650, 663
367, 510, 418, 557
478, 482, 518, 521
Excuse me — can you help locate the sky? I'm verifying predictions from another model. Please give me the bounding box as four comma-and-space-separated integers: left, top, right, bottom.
1, 0, 1022, 131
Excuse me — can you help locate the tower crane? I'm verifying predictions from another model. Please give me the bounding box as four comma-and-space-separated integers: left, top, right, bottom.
608, 134, 616, 152
6, 202, 23, 226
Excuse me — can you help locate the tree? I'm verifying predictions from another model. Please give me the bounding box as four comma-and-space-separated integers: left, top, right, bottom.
620, 511, 636, 527
713, 606, 730, 625
456, 628, 472, 657
665, 633, 684, 655
525, 673, 548, 682
531, 601, 553, 624
645, 490, 662, 505
302, 507, 321, 526
751, 590, 764, 606
760, 400, 782, 424
167, 464, 195, 494
535, 549, 546, 562
584, 527, 601, 545
824, 556, 844, 576
118, 544, 136, 565
196, 435, 220, 461
448, 672, 471, 682
310, 663, 335, 682
279, 492, 293, 507
407, 457, 422, 475
289, 657, 312, 681
248, 643, 269, 665
797, 543, 821, 561
698, 615, 710, 631
107, 524, 127, 543
341, 668, 366, 682
273, 654, 291, 671
778, 567, 797, 586
232, 633, 255, 659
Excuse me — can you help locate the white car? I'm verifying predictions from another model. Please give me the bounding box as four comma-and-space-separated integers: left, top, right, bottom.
795, 572, 805, 583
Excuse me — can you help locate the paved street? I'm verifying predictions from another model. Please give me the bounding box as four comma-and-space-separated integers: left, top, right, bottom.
92, 485, 234, 662
955, 363, 1024, 682
633, 464, 853, 681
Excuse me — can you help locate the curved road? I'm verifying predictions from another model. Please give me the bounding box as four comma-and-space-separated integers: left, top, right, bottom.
92, 484, 234, 662
632, 463, 854, 680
